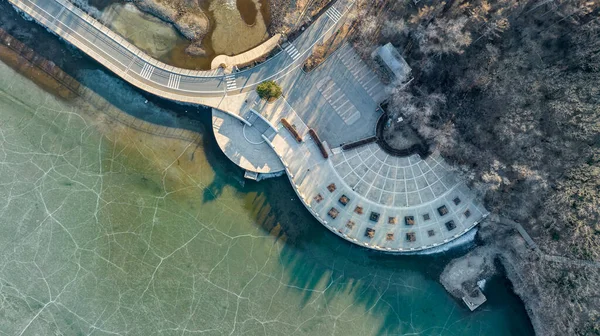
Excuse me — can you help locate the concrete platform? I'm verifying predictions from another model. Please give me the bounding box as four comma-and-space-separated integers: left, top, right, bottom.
212, 109, 284, 174
210, 43, 489, 252
463, 288, 487, 311
211, 34, 282, 70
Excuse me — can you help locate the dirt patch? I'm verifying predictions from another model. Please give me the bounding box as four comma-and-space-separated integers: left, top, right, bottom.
0, 29, 79, 100
102, 3, 180, 58
210, 0, 269, 56
381, 121, 421, 151
303, 20, 353, 72
237, 0, 258, 25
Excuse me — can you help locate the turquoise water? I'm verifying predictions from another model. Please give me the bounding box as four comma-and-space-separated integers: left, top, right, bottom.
0, 4, 534, 334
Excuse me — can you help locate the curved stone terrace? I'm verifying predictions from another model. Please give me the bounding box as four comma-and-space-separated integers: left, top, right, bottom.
213, 106, 488, 252
210, 39, 489, 252
321, 145, 488, 251
212, 108, 284, 174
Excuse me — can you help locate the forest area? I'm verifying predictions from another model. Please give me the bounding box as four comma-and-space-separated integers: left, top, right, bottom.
352, 0, 600, 260
349, 0, 600, 334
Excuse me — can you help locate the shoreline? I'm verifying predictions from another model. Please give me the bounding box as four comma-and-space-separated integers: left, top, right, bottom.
439, 217, 563, 336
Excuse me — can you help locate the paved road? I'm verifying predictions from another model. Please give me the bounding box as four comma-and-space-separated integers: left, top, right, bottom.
8, 0, 353, 100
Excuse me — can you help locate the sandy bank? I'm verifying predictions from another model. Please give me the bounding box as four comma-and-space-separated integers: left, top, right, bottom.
131, 0, 210, 54
210, 0, 269, 56
101, 3, 180, 58
441, 217, 600, 335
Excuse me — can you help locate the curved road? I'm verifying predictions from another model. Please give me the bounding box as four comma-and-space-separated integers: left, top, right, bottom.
9, 0, 354, 104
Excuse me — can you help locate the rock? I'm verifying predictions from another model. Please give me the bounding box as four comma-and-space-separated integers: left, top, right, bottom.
131, 0, 210, 42
440, 244, 498, 299
176, 11, 210, 41
185, 42, 206, 57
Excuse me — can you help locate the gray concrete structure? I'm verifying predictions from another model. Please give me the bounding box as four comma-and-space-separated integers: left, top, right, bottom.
212, 109, 284, 174
211, 43, 488, 252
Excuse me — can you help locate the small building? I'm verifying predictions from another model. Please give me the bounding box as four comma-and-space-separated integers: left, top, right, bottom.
372, 43, 412, 85
462, 287, 487, 311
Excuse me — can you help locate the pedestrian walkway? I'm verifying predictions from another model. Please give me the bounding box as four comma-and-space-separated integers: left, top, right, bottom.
140, 63, 154, 80
167, 73, 181, 89
325, 6, 343, 23
210, 34, 282, 70
284, 43, 301, 61
225, 75, 237, 91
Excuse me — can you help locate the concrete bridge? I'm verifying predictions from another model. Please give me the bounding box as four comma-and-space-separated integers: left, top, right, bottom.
8, 0, 353, 111
10, 0, 490, 253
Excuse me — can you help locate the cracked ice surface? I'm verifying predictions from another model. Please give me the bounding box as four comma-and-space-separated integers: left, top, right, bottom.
0, 61, 533, 335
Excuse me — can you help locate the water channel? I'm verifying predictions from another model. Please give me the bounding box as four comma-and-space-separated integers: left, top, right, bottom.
0, 2, 534, 335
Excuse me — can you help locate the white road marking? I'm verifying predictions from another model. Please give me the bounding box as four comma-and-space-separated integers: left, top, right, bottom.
14, 0, 352, 94
316, 78, 360, 124
140, 63, 154, 79
329, 94, 345, 107
52, 6, 65, 24
337, 43, 386, 102
325, 7, 342, 23
284, 44, 301, 61
362, 76, 377, 87
167, 73, 181, 89
225, 75, 237, 90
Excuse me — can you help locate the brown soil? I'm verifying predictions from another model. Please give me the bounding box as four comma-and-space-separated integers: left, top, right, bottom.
0, 30, 79, 100
303, 20, 353, 72
237, 0, 258, 25
267, 0, 332, 35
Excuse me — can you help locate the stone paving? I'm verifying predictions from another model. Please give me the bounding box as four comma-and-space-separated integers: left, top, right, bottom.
332, 143, 459, 207
321, 145, 488, 251
210, 34, 282, 70
262, 105, 488, 251
212, 109, 284, 174
214, 41, 490, 252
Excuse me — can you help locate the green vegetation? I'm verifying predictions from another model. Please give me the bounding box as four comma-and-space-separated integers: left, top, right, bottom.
256, 80, 283, 101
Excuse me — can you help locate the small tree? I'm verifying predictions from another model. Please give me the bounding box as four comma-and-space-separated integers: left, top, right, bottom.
256, 81, 282, 101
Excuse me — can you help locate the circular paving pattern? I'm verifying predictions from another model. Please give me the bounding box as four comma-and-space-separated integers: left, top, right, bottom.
301, 142, 490, 251
243, 124, 265, 145
331, 143, 458, 208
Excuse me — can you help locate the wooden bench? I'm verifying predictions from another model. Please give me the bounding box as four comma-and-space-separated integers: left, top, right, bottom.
281, 118, 302, 143
309, 129, 329, 159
